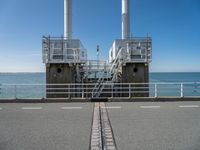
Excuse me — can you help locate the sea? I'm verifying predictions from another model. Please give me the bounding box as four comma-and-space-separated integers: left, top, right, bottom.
0, 72, 200, 99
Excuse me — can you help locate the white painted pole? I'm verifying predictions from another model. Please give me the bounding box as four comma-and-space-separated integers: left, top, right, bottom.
64, 0, 72, 39
181, 84, 184, 98
154, 84, 157, 98
122, 0, 130, 39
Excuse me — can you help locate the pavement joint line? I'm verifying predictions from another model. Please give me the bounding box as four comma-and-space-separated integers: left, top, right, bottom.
100, 102, 117, 150
21, 107, 43, 110
61, 107, 82, 110
140, 106, 161, 109
90, 103, 102, 150
90, 103, 117, 150
179, 105, 199, 108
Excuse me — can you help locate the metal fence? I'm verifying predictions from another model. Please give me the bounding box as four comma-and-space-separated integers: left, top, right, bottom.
0, 82, 200, 99
42, 37, 87, 64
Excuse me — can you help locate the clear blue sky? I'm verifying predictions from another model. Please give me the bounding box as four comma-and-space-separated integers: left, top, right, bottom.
0, 0, 199, 72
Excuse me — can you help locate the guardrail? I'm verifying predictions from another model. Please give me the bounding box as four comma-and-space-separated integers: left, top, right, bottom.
42, 37, 87, 64
0, 82, 200, 99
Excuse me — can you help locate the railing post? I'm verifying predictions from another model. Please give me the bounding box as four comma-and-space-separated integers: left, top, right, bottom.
181, 83, 183, 98
92, 84, 94, 98
82, 84, 84, 99
0, 84, 2, 99
87, 84, 89, 98
44, 84, 46, 99
0, 83, 2, 95
14, 85, 17, 99
68, 85, 70, 99
154, 84, 157, 98
111, 84, 113, 98
129, 84, 131, 98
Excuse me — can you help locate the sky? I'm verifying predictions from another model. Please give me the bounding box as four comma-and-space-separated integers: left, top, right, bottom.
0, 0, 199, 72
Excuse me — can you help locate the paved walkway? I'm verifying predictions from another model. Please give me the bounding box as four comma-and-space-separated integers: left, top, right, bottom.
0, 101, 200, 150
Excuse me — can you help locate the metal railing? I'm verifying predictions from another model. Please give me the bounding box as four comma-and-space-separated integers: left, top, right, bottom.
110, 48, 124, 82
42, 37, 87, 64
0, 82, 200, 99
109, 37, 152, 64
92, 73, 106, 97
43, 48, 87, 64
84, 60, 110, 73
92, 48, 124, 97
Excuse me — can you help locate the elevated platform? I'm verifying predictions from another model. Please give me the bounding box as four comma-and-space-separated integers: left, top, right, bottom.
42, 37, 87, 64
109, 37, 152, 64
42, 36, 153, 98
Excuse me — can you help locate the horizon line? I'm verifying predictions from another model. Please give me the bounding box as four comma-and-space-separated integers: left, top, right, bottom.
0, 71, 200, 74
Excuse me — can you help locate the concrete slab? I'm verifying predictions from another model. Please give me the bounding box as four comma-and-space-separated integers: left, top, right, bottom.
0, 103, 93, 150
107, 102, 200, 150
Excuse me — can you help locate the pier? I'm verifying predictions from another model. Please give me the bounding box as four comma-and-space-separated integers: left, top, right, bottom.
0, 101, 200, 149
0, 0, 199, 149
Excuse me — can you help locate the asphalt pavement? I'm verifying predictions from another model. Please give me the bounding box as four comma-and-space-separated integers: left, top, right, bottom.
0, 103, 94, 150
107, 102, 200, 150
1, 102, 200, 150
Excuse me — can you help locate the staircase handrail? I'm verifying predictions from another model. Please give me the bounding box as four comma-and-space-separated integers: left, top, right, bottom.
93, 47, 125, 97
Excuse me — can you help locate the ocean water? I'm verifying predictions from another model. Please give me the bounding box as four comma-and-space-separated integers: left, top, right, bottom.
150, 72, 200, 83
0, 73, 45, 84
0, 72, 200, 99
0, 73, 45, 99
0, 72, 199, 84
149, 73, 200, 97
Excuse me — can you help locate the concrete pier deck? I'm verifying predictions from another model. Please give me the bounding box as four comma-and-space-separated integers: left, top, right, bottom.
107, 102, 200, 150
0, 103, 93, 150
0, 101, 200, 150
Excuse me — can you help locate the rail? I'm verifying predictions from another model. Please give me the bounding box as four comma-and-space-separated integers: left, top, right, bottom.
42, 37, 87, 64
84, 60, 110, 73
92, 47, 124, 97
0, 82, 200, 99
109, 37, 152, 64
92, 73, 107, 97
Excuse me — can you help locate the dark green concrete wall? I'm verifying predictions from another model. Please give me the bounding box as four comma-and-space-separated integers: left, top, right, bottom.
121, 63, 149, 97
121, 63, 149, 83
46, 64, 76, 98
46, 64, 76, 84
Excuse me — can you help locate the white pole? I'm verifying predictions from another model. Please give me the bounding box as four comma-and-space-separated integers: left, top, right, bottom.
181, 84, 184, 98
154, 84, 157, 98
64, 0, 72, 39
122, 0, 130, 39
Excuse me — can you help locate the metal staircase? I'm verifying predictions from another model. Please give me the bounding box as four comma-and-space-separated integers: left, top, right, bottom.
92, 48, 125, 98
92, 72, 108, 98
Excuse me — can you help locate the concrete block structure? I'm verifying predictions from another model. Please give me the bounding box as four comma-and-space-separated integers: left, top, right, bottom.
42, 0, 152, 98
42, 0, 87, 98
108, 0, 152, 97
